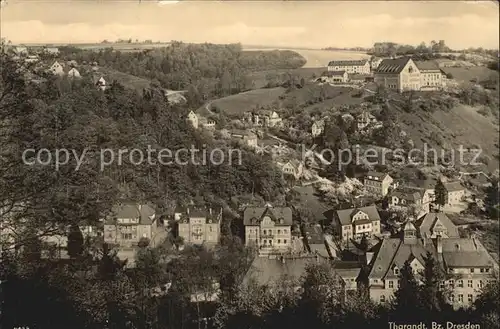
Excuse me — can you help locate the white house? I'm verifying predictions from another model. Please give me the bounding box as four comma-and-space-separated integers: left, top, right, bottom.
186, 111, 199, 129
67, 68, 81, 78
311, 120, 325, 137
49, 61, 64, 76
327, 59, 371, 74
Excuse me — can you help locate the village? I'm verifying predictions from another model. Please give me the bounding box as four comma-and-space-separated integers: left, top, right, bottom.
3, 43, 498, 314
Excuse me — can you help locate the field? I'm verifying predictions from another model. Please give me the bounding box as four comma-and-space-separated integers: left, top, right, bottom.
441, 66, 498, 84
243, 48, 370, 68
94, 67, 153, 92
247, 67, 327, 89
201, 87, 287, 117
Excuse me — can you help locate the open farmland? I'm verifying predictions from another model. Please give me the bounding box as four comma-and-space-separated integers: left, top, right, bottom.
243, 48, 370, 68
441, 66, 498, 84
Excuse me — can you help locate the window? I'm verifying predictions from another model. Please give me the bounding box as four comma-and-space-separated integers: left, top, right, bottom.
458, 294, 463, 303
263, 230, 267, 235
278, 239, 281, 244
283, 239, 287, 244
450, 294, 455, 302
468, 294, 473, 303
468, 280, 473, 288
388, 281, 394, 288
277, 230, 281, 234
480, 268, 485, 273
485, 268, 490, 273
439, 282, 445, 290
449, 280, 455, 288
394, 268, 399, 275
470, 268, 475, 273
380, 295, 385, 303
458, 280, 464, 288
478, 280, 483, 288
374, 279, 378, 283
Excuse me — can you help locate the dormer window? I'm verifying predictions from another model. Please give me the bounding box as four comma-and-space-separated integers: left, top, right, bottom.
394, 266, 399, 275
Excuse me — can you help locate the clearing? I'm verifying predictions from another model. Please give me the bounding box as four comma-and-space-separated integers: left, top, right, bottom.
441, 66, 498, 84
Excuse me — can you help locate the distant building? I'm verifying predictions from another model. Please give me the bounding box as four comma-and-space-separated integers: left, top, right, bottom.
389, 189, 425, 215
443, 181, 466, 206
327, 59, 371, 74
364, 171, 394, 197
329, 205, 382, 242
415, 212, 459, 239
243, 204, 293, 254
14, 46, 28, 55
281, 160, 304, 180
332, 261, 363, 292
230, 129, 258, 148
374, 57, 421, 93
257, 110, 282, 127
356, 111, 378, 130
49, 61, 64, 76
24, 55, 40, 63
93, 76, 107, 91
177, 207, 222, 245
321, 70, 349, 83
199, 117, 216, 129
186, 111, 198, 129
104, 203, 158, 248
415, 61, 445, 91
44, 47, 60, 55
67, 67, 81, 78
311, 119, 325, 137
368, 222, 498, 309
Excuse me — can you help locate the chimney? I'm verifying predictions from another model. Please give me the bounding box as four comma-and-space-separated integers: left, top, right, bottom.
437, 236, 442, 254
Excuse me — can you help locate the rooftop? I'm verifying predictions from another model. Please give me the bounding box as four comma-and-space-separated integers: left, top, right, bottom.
443, 181, 464, 192
375, 57, 412, 74
334, 205, 381, 226
328, 59, 368, 67
415, 212, 459, 238
243, 204, 293, 226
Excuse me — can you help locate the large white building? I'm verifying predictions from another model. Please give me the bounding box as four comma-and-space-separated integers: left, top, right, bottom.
327, 59, 371, 74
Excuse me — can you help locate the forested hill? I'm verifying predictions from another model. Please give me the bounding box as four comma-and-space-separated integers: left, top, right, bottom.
58, 42, 307, 98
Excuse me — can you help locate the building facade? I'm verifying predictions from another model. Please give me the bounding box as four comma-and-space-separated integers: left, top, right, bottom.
311, 120, 325, 137
49, 61, 65, 76
374, 57, 421, 93
104, 203, 158, 248
415, 61, 444, 91
331, 205, 382, 242
186, 111, 199, 129
415, 212, 459, 239
177, 208, 221, 245
327, 59, 371, 74
243, 204, 293, 254
367, 222, 498, 309
364, 171, 394, 197
443, 181, 466, 206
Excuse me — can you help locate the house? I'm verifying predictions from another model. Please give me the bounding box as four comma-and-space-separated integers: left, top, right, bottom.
14, 46, 28, 55
389, 189, 425, 216
24, 55, 40, 63
177, 207, 222, 245
350, 74, 373, 84
415, 212, 459, 239
356, 111, 378, 130
311, 120, 325, 137
374, 57, 421, 93
199, 117, 216, 129
281, 159, 304, 179
368, 222, 498, 309
322, 70, 349, 83
329, 205, 382, 242
186, 111, 198, 129
93, 76, 107, 91
44, 47, 60, 55
257, 110, 282, 127
243, 204, 293, 254
364, 171, 394, 197
327, 59, 371, 74
415, 61, 445, 91
230, 129, 258, 148
49, 61, 64, 76
67, 67, 81, 78
332, 261, 363, 291
443, 181, 466, 206
103, 203, 158, 248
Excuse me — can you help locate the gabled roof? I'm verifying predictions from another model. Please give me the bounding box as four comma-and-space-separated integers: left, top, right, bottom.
391, 189, 422, 202
438, 238, 497, 268
108, 203, 156, 225
328, 59, 368, 67
414, 60, 440, 71
325, 70, 347, 77
415, 212, 459, 238
365, 171, 389, 181
443, 181, 464, 192
332, 261, 363, 279
335, 205, 380, 226
243, 205, 293, 226
375, 57, 412, 74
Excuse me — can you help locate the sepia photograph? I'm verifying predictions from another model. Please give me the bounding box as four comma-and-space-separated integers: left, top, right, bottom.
0, 1, 499, 328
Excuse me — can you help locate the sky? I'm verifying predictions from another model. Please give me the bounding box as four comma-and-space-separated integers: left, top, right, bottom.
1, 0, 499, 49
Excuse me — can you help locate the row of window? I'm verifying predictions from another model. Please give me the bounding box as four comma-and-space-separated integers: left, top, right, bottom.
259, 239, 288, 245
449, 268, 490, 274
248, 228, 289, 235
450, 294, 474, 304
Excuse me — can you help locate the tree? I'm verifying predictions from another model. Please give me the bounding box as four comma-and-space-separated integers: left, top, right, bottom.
420, 252, 448, 315
392, 260, 424, 321
138, 237, 150, 248
434, 180, 447, 211
474, 277, 500, 328
67, 224, 84, 258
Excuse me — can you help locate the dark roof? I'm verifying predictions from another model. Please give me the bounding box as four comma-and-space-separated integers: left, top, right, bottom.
332, 261, 363, 279
178, 207, 222, 223
443, 181, 464, 192
335, 205, 381, 226
390, 189, 422, 202
414, 60, 440, 71
327, 59, 368, 67
243, 205, 293, 226
375, 57, 412, 74
415, 212, 459, 238
107, 203, 156, 225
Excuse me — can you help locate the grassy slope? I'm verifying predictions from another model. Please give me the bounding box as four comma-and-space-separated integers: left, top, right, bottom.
93, 67, 153, 92
441, 66, 498, 84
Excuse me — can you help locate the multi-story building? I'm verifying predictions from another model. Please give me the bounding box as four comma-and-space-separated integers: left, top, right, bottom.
389, 189, 426, 216
243, 204, 293, 254
177, 208, 222, 245
186, 111, 199, 129
327, 59, 371, 74
364, 171, 394, 197
311, 119, 325, 137
374, 57, 421, 93
415, 61, 445, 91
104, 203, 158, 248
322, 70, 349, 83
415, 212, 459, 239
230, 129, 258, 148
329, 205, 382, 242
443, 181, 466, 206
367, 222, 498, 308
